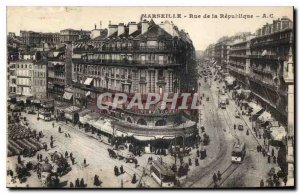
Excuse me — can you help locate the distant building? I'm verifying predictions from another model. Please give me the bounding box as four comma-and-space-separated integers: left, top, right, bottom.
59, 29, 91, 43
32, 59, 48, 99
20, 31, 60, 46
47, 45, 72, 101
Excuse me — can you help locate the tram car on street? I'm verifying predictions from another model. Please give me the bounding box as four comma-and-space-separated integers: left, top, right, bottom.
231, 142, 246, 163
150, 159, 176, 188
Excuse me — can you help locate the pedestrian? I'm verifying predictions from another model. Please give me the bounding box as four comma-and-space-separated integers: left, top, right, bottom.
262, 149, 266, 157
271, 148, 275, 157
197, 149, 200, 157
114, 166, 119, 176
45, 156, 49, 163
68, 133, 71, 138
80, 178, 85, 187
134, 159, 138, 168
50, 136, 53, 141
70, 152, 73, 159
260, 179, 264, 187
84, 158, 86, 166
44, 143, 47, 151
273, 156, 276, 164
132, 173, 137, 184
71, 157, 75, 165
120, 165, 124, 174
52, 122, 54, 128
75, 178, 80, 187
65, 151, 68, 158
217, 170, 222, 181
268, 156, 271, 163
188, 158, 192, 166
213, 173, 218, 183
37, 154, 40, 161
58, 126, 61, 133
234, 124, 236, 130
246, 130, 249, 136
283, 176, 287, 186
70, 182, 74, 188
195, 158, 199, 166
50, 141, 53, 148
94, 175, 100, 186
65, 133, 68, 137
39, 154, 43, 162
17, 155, 21, 164
257, 145, 260, 152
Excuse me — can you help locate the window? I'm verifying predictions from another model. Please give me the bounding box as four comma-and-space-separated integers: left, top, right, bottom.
159, 56, 164, 65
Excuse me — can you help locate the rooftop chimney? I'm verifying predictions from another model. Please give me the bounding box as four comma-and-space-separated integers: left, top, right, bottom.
129, 22, 138, 35
108, 23, 118, 37
141, 19, 149, 34
118, 23, 125, 36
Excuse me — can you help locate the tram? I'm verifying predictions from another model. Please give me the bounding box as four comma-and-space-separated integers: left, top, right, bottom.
231, 142, 246, 163
150, 159, 176, 188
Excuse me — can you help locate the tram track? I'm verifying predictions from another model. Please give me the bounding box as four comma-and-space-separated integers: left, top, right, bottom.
207, 163, 241, 187
185, 80, 228, 187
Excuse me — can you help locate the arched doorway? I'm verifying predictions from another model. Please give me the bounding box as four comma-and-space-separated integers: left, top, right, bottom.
155, 119, 167, 126
137, 118, 147, 126
127, 117, 133, 123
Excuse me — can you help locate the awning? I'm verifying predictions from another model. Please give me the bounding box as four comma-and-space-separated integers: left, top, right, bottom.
270, 126, 287, 141
258, 111, 273, 122
242, 90, 251, 94
85, 91, 91, 96
84, 78, 93, 85
133, 136, 156, 141
92, 119, 113, 135
63, 92, 73, 100
248, 102, 263, 115
31, 99, 41, 104
64, 106, 80, 113
236, 89, 242, 94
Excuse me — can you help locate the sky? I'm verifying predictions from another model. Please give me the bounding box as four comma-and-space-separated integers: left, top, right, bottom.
7, 6, 293, 50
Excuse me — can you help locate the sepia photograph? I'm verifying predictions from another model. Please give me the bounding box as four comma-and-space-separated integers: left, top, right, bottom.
6, 6, 295, 189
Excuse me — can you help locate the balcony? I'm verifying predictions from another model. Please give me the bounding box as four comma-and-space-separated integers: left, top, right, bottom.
72, 58, 181, 68
73, 46, 177, 53
249, 54, 285, 61
139, 76, 146, 84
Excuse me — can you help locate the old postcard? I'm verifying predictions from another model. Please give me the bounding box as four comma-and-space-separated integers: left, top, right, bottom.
6, 6, 294, 188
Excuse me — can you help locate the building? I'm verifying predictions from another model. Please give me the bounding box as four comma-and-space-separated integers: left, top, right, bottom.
8, 63, 17, 95
71, 19, 198, 146
20, 31, 60, 46
248, 17, 293, 124
32, 59, 48, 99
60, 29, 91, 43
227, 34, 255, 88
47, 45, 73, 101
14, 52, 38, 97
283, 35, 294, 186
205, 17, 293, 124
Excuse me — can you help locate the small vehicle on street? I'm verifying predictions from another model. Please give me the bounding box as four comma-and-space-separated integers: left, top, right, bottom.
108, 145, 136, 163
235, 111, 240, 118
238, 124, 244, 131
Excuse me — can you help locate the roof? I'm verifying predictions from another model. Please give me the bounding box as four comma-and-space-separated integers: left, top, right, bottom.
136, 24, 173, 40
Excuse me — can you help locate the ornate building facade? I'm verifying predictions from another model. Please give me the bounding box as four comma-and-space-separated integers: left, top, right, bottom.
71, 19, 198, 144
